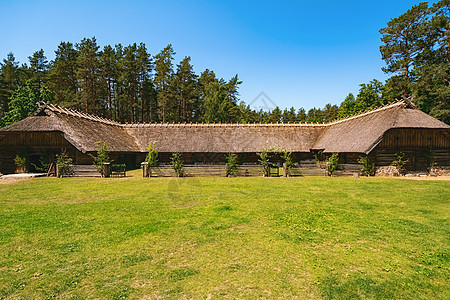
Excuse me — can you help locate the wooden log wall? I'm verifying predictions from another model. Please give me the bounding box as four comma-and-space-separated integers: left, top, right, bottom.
0, 132, 78, 174
373, 128, 450, 170
379, 128, 450, 149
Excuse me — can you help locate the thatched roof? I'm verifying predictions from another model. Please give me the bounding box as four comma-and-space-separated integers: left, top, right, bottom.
312, 101, 450, 154
1, 101, 448, 154
0, 104, 139, 153
124, 124, 323, 153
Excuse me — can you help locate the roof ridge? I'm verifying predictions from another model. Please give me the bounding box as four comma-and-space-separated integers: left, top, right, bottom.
324, 100, 405, 127
122, 122, 327, 128
42, 102, 121, 126
39, 100, 407, 128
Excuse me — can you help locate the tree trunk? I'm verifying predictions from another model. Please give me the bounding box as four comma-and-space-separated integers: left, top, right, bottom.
141, 79, 144, 123
107, 78, 112, 119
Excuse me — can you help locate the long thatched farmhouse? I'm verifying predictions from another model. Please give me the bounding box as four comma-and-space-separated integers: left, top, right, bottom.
0, 100, 449, 175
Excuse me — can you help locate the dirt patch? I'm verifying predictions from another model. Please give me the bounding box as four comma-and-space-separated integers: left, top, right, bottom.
0, 177, 30, 184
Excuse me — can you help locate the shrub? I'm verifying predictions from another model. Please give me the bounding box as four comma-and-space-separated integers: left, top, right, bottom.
326, 153, 339, 176
31, 151, 50, 172
424, 148, 436, 173
110, 163, 126, 172
171, 152, 184, 177
56, 149, 72, 177
313, 150, 324, 163
91, 142, 110, 175
257, 150, 270, 176
14, 153, 28, 173
358, 155, 374, 176
225, 153, 238, 177
280, 150, 293, 176
145, 142, 159, 168
393, 151, 408, 175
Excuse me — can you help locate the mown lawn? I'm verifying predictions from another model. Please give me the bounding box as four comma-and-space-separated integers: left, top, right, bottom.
0, 171, 449, 299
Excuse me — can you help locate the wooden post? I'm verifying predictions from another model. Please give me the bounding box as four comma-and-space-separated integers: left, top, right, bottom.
283, 163, 287, 177
141, 162, 149, 177
103, 163, 110, 178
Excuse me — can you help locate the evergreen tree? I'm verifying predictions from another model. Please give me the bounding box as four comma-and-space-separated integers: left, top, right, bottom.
0, 53, 20, 119
137, 43, 153, 122
338, 93, 356, 118
172, 56, 199, 122
282, 107, 297, 123
414, 0, 450, 123
321, 103, 339, 122
76, 37, 102, 113
119, 43, 139, 122
380, 2, 429, 97
297, 108, 307, 122
154, 44, 175, 122
268, 107, 282, 123
307, 107, 323, 123
47, 42, 78, 107
28, 49, 48, 89
100, 45, 117, 119
198, 69, 217, 119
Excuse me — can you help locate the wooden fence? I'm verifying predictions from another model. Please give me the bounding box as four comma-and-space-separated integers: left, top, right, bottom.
141, 162, 362, 177
144, 164, 262, 177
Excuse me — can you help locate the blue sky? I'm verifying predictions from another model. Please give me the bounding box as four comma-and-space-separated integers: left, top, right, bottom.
0, 0, 425, 111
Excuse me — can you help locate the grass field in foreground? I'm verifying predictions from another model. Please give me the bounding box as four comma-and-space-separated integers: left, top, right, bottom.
0, 171, 449, 299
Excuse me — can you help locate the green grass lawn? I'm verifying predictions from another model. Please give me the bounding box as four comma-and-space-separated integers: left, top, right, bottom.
0, 171, 449, 299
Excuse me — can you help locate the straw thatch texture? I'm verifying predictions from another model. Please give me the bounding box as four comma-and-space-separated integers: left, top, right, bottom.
1, 107, 139, 153
1, 101, 448, 156
125, 125, 323, 153
312, 102, 450, 154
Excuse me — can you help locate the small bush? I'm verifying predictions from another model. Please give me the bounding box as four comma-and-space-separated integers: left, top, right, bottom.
257, 150, 270, 176
145, 142, 159, 167
56, 149, 73, 177
358, 155, 374, 176
280, 150, 293, 176
171, 152, 184, 177
31, 151, 50, 172
225, 153, 238, 176
326, 153, 339, 176
14, 153, 28, 173
423, 148, 436, 173
110, 163, 126, 172
313, 150, 324, 163
91, 142, 110, 175
393, 151, 408, 175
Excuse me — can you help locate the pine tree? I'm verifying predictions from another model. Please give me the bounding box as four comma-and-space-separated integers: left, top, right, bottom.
47, 42, 78, 107
28, 49, 48, 89
307, 107, 323, 123
297, 108, 307, 122
137, 43, 152, 122
100, 45, 117, 119
154, 44, 175, 122
380, 2, 429, 97
321, 103, 339, 122
119, 43, 139, 122
172, 57, 199, 122
414, 0, 450, 123
76, 37, 102, 114
0, 53, 20, 119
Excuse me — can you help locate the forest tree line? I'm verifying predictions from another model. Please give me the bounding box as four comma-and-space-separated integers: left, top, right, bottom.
0, 0, 448, 126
